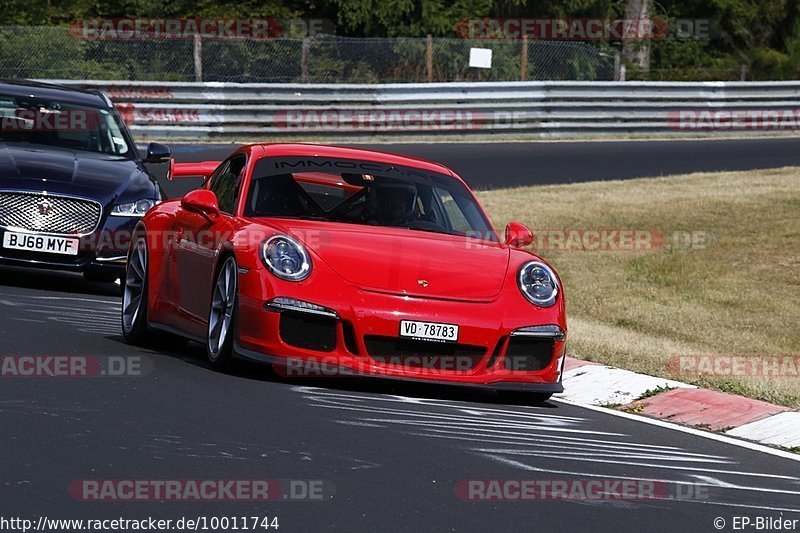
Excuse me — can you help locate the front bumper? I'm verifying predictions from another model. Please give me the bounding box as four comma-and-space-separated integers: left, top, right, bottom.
235, 266, 567, 390
234, 339, 564, 393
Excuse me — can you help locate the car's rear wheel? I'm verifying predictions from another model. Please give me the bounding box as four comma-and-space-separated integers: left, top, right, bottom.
122, 237, 149, 344
207, 255, 238, 369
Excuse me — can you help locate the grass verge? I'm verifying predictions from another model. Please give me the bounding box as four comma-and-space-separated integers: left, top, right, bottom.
479, 167, 800, 408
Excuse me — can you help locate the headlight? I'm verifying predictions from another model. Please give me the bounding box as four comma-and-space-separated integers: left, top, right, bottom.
518, 261, 559, 307
111, 199, 157, 217
261, 234, 312, 281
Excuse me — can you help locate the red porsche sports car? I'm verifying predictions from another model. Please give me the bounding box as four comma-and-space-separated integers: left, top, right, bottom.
122, 144, 566, 401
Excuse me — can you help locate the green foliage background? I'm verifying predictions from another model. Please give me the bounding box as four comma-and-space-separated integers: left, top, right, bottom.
0, 0, 797, 80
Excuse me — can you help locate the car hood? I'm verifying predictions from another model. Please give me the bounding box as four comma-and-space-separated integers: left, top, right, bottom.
265, 219, 510, 302
0, 142, 156, 206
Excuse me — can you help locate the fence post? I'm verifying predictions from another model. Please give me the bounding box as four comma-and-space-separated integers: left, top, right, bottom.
301, 37, 311, 83
193, 34, 203, 82
520, 35, 528, 81
426, 34, 433, 82
613, 52, 621, 81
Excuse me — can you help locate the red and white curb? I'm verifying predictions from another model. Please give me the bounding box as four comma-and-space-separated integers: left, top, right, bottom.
726, 413, 800, 447
560, 364, 695, 406
560, 357, 800, 450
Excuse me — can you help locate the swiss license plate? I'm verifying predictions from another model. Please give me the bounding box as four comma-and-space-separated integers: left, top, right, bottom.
399, 320, 459, 343
2, 231, 79, 256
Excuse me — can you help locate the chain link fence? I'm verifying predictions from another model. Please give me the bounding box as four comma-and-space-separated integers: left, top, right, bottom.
0, 26, 615, 83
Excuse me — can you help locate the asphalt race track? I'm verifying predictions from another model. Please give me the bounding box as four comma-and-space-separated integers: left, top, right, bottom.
2, 138, 800, 531
1, 267, 799, 531
156, 137, 800, 197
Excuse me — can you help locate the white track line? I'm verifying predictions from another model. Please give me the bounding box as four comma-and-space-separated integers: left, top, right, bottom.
485, 456, 800, 514
554, 398, 800, 462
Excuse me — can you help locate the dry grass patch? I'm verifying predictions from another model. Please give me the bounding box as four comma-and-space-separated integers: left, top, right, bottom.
478, 167, 800, 408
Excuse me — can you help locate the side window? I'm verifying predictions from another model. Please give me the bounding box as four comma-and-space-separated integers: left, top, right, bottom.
209, 155, 246, 214
206, 160, 229, 189
436, 188, 472, 233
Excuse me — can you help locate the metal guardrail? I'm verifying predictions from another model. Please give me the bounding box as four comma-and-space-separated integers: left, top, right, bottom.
41, 79, 800, 140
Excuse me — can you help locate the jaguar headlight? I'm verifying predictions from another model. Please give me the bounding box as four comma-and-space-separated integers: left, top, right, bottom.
518, 261, 559, 307
261, 234, 312, 281
111, 199, 157, 217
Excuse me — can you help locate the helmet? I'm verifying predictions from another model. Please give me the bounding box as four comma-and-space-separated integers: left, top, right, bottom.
367, 179, 418, 225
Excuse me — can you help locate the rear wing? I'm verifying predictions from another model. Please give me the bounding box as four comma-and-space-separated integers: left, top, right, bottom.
168, 160, 221, 180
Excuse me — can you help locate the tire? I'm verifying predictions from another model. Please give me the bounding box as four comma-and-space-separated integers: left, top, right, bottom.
121, 237, 150, 345
498, 391, 553, 404
206, 255, 238, 369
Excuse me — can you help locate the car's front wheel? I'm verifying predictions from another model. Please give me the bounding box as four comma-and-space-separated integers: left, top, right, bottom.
122, 237, 149, 344
207, 255, 238, 369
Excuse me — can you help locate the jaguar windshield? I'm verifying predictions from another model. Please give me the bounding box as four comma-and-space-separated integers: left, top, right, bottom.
0, 94, 131, 156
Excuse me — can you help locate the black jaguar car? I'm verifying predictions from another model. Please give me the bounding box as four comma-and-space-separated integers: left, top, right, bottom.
0, 80, 170, 282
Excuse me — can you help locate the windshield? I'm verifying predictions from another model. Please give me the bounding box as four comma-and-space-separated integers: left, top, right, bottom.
245, 157, 498, 241
0, 94, 131, 156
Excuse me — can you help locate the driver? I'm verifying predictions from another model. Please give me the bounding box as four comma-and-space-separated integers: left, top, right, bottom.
367, 180, 418, 226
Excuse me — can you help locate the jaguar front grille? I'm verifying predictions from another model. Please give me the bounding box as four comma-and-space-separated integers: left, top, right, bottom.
0, 191, 102, 236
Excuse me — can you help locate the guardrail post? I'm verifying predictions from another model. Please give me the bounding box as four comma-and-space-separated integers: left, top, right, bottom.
520, 36, 528, 81
193, 34, 203, 82
302, 37, 311, 83
426, 34, 433, 83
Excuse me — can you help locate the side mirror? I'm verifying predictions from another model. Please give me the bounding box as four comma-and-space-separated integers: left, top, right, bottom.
504, 222, 534, 248
144, 142, 171, 164
181, 189, 220, 221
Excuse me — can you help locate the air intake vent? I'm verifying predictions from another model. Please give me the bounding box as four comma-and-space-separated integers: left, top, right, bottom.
279, 311, 337, 352
504, 338, 554, 372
